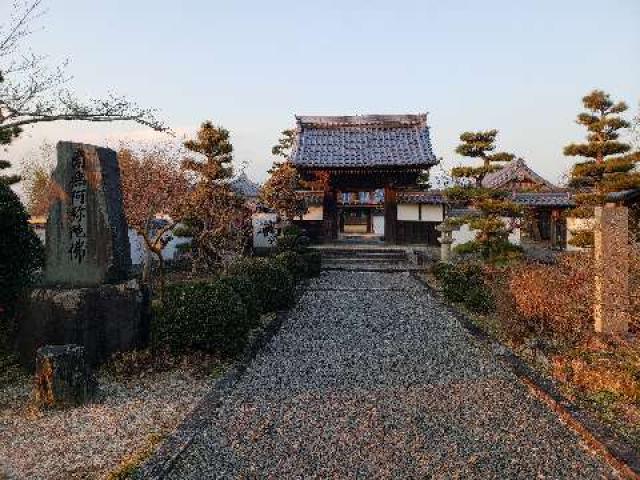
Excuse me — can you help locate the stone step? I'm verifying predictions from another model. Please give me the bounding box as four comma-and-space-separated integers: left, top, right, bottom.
321, 262, 422, 272
322, 256, 406, 263
321, 252, 407, 260
313, 248, 408, 256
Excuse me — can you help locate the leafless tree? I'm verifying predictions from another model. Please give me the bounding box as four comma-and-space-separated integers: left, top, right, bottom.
0, 0, 166, 145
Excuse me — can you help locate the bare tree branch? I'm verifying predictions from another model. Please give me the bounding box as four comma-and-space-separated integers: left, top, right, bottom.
0, 0, 168, 139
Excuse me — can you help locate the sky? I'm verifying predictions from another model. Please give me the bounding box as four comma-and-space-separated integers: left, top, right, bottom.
3, 0, 640, 187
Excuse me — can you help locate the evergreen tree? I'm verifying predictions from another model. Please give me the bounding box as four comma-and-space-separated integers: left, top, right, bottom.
0, 112, 43, 348
445, 130, 522, 260
261, 129, 306, 219
564, 90, 640, 246
182, 121, 249, 271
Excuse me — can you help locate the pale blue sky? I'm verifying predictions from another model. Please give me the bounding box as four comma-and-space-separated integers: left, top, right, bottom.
4, 0, 640, 185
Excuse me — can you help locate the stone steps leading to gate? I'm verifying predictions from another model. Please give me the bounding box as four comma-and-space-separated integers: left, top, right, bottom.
312, 245, 422, 272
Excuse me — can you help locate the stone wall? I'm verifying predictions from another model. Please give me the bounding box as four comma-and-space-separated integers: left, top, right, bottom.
17, 280, 149, 368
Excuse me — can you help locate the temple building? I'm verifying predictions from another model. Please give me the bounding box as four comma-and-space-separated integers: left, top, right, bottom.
289, 113, 573, 249
290, 114, 443, 244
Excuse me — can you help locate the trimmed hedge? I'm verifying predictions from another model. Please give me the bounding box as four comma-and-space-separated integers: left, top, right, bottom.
433, 262, 495, 314
302, 251, 322, 277
155, 279, 250, 355
154, 252, 323, 356
226, 257, 295, 314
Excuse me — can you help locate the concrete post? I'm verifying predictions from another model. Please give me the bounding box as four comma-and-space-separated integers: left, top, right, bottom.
594, 205, 630, 334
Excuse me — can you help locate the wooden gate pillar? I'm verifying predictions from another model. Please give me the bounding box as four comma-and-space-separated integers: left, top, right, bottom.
322, 185, 337, 241
384, 186, 397, 243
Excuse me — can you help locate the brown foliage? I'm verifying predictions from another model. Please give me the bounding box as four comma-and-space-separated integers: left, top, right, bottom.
118, 143, 190, 296
508, 254, 594, 342
260, 162, 305, 220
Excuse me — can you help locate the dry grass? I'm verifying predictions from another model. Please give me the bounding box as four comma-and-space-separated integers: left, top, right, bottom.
0, 350, 227, 480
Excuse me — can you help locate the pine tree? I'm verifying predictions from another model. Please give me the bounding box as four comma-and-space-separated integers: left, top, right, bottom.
260, 129, 305, 219
182, 121, 249, 271
445, 130, 522, 260
564, 90, 640, 246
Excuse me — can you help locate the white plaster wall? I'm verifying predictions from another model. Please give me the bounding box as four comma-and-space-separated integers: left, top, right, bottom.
398, 204, 420, 221
373, 215, 385, 235
303, 206, 323, 221
422, 205, 444, 222
566, 217, 595, 251
253, 212, 278, 249
450, 218, 520, 247
128, 228, 192, 265
397, 204, 444, 222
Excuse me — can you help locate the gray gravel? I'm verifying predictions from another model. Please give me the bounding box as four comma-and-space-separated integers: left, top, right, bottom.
166, 271, 619, 479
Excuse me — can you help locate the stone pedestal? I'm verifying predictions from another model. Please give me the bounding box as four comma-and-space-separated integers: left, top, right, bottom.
17, 280, 149, 369
34, 344, 95, 408
594, 205, 630, 334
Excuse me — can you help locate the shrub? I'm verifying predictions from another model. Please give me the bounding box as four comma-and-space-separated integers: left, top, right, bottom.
154, 279, 250, 355
433, 262, 494, 313
275, 251, 309, 281
508, 254, 593, 342
0, 184, 44, 350
226, 257, 295, 314
218, 273, 260, 323
302, 251, 322, 277
277, 224, 310, 253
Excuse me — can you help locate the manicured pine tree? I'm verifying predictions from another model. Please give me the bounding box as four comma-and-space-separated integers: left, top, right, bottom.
564, 90, 640, 247
260, 129, 307, 220
445, 130, 522, 260
182, 121, 249, 271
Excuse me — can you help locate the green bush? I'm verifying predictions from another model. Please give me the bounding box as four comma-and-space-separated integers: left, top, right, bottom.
227, 257, 295, 314
275, 251, 308, 281
302, 251, 322, 277
218, 273, 260, 322
433, 262, 494, 314
154, 279, 250, 355
277, 224, 310, 253
0, 184, 44, 350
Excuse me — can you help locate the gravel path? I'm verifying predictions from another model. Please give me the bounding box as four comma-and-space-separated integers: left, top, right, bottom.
167, 271, 618, 479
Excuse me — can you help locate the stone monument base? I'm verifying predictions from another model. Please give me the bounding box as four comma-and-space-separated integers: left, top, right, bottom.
17, 280, 150, 369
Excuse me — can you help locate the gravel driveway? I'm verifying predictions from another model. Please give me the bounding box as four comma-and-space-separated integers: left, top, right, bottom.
167, 271, 618, 479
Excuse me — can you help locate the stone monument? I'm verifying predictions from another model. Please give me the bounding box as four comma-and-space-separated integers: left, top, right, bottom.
17, 142, 149, 368
45, 142, 131, 286
593, 205, 630, 334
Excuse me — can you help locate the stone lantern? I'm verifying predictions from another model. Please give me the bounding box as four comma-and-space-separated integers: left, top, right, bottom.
436, 223, 455, 263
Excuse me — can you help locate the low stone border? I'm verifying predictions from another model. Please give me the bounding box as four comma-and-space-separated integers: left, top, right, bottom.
134, 308, 290, 479
412, 272, 640, 480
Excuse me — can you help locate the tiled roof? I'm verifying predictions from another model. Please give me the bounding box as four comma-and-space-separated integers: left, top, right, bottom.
230, 172, 260, 198
290, 114, 438, 169
397, 190, 445, 204
513, 191, 574, 207
607, 188, 640, 204
481, 158, 554, 189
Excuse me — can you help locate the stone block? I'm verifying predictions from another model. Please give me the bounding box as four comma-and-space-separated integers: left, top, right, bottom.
34, 344, 95, 408
44, 142, 131, 287
17, 280, 150, 369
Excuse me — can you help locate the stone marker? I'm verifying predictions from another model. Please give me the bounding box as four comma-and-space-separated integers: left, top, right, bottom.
44, 142, 131, 287
34, 344, 95, 408
594, 205, 630, 334
17, 142, 147, 370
